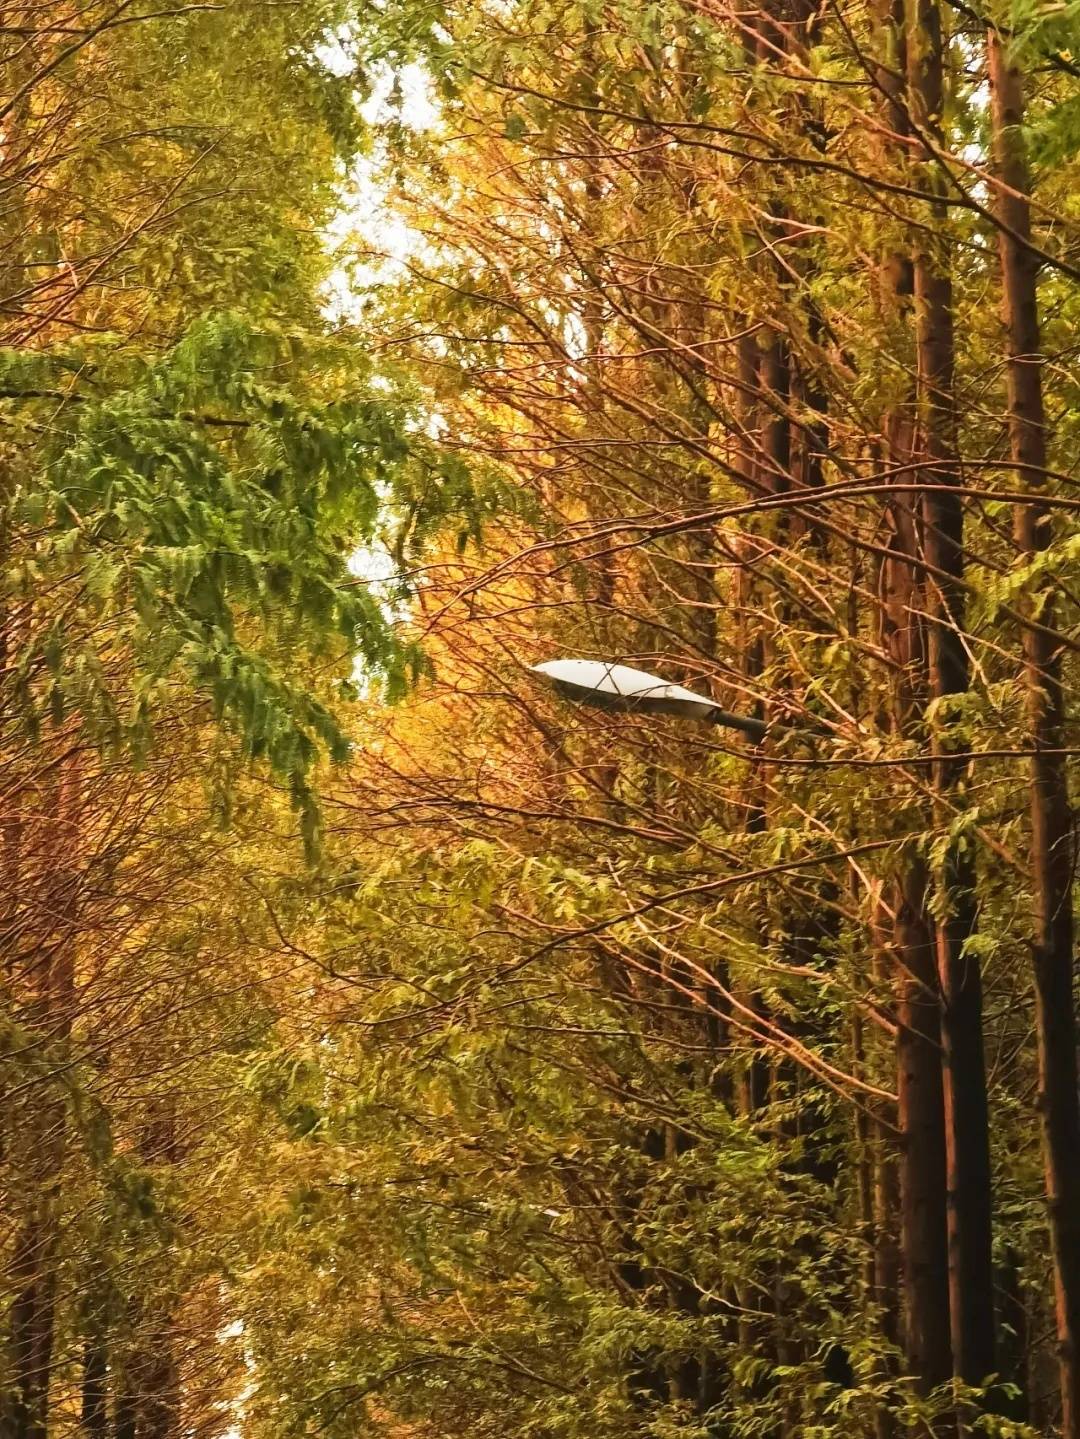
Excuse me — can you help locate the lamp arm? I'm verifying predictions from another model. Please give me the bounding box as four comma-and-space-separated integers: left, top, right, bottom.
706, 707, 771, 741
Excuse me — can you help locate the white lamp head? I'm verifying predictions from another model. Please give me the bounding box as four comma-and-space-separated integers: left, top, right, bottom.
529, 658, 714, 718
529, 658, 768, 740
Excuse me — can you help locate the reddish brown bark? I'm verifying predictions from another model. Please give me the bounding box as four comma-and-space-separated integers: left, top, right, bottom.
988, 30, 1080, 1437
907, 0, 996, 1404
871, 0, 952, 1403
893, 863, 952, 1393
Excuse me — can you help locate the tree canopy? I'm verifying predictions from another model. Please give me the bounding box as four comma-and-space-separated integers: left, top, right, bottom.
4, 0, 1080, 1438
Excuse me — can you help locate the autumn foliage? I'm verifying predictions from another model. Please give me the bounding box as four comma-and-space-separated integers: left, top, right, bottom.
3, 1, 1080, 1438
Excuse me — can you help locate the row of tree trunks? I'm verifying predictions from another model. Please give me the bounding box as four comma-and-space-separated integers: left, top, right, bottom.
1, 752, 182, 1439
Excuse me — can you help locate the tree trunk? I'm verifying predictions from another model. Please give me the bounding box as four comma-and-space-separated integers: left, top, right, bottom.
872, 0, 952, 1401
907, 0, 996, 1406
987, 29, 1080, 1437
3, 754, 83, 1439
82, 1336, 109, 1439
893, 864, 952, 1393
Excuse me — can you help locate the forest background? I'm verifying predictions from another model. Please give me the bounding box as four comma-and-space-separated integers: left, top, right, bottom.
3, 0, 1080, 1437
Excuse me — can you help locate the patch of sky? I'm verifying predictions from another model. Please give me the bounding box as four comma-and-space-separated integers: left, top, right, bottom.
313, 36, 446, 692
318, 47, 440, 320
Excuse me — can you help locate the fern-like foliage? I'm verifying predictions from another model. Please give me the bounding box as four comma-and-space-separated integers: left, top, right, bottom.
0, 313, 482, 849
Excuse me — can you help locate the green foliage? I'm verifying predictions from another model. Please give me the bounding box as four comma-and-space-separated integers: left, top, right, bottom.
3, 0, 1080, 1435
0, 313, 500, 844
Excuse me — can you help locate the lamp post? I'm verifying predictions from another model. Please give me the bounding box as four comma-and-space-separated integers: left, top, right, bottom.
530, 658, 769, 742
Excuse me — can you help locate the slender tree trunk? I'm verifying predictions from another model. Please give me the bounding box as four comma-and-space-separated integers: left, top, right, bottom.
997, 1247, 1030, 1425
893, 864, 953, 1394
114, 1380, 137, 1439
987, 30, 1080, 1436
871, 0, 952, 1401
3, 753, 83, 1439
882, 497, 954, 1403
866, 902, 901, 1439
907, 0, 995, 1405
82, 1335, 109, 1439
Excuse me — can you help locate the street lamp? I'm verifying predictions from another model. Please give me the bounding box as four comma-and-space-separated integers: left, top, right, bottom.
530, 658, 769, 742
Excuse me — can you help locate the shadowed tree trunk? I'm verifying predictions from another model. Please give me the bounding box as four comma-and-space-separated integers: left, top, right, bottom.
893, 865, 952, 1394
82, 1335, 109, 1439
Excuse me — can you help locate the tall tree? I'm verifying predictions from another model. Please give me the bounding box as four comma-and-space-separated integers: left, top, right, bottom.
906, 0, 996, 1402
988, 21, 1080, 1434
